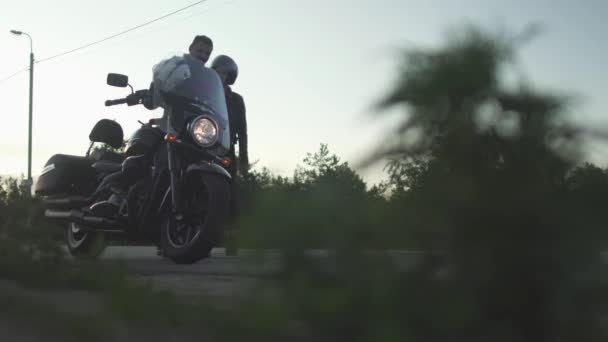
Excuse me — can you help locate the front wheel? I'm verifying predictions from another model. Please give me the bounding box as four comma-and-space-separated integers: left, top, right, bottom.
65, 222, 106, 259
160, 173, 230, 264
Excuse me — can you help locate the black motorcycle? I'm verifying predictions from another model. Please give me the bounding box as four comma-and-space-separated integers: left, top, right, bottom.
36, 56, 232, 264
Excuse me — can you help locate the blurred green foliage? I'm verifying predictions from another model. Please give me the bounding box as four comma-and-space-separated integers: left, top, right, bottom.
1, 23, 608, 342
229, 24, 608, 342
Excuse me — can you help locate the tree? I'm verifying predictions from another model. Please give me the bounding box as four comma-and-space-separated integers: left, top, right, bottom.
294, 143, 367, 197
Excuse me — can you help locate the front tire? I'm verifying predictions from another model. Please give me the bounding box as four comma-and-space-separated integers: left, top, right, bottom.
65, 222, 106, 259
160, 174, 230, 264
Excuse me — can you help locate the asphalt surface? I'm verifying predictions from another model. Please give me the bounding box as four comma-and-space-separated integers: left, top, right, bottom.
98, 246, 425, 298
100, 246, 424, 275
99, 247, 278, 298
101, 247, 281, 276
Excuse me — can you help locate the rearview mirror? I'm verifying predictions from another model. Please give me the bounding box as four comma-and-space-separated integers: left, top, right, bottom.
107, 73, 129, 87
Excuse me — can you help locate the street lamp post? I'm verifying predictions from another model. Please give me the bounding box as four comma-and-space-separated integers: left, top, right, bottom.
10, 29, 34, 195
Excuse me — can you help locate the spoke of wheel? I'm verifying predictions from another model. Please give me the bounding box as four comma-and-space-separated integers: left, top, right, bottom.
188, 223, 197, 244
177, 226, 185, 245
170, 222, 182, 246
175, 221, 186, 233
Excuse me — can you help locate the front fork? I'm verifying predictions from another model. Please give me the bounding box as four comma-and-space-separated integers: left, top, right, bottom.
167, 140, 181, 215
166, 111, 182, 216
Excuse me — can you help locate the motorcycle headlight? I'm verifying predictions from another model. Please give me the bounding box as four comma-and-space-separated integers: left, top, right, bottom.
188, 116, 218, 147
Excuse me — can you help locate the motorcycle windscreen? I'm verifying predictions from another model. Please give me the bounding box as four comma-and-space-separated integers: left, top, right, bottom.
152, 54, 230, 150
175, 60, 229, 119
177, 65, 230, 151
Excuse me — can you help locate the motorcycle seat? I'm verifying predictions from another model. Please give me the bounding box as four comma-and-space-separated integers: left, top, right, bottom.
92, 160, 122, 174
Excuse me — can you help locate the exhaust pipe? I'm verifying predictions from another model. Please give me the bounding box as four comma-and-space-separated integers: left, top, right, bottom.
43, 196, 91, 209
45, 209, 125, 233
45, 209, 71, 219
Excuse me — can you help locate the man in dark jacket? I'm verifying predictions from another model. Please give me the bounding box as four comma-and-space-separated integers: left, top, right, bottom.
211, 55, 248, 255
211, 55, 249, 176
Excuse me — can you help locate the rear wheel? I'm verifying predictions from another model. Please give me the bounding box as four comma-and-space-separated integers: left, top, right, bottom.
65, 222, 106, 259
160, 174, 230, 264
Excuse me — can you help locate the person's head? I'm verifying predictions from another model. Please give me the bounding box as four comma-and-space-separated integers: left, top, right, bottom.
189, 35, 213, 64
210, 55, 238, 86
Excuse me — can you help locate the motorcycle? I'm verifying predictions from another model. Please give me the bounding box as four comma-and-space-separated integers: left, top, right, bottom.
35, 55, 232, 264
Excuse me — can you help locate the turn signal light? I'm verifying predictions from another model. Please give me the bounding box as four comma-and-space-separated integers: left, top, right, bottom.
221, 157, 231, 167
165, 133, 177, 143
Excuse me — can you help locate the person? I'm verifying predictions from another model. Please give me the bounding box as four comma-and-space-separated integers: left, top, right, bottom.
188, 35, 214, 64
210, 55, 248, 176
210, 55, 248, 255
142, 34, 213, 111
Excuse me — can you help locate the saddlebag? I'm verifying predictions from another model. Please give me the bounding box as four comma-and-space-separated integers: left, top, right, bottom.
34, 154, 97, 196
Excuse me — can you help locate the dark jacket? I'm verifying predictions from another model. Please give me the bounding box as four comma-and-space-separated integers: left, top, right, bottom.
225, 86, 248, 169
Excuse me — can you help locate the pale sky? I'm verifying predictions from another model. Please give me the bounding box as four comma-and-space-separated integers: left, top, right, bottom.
1, 0, 607, 185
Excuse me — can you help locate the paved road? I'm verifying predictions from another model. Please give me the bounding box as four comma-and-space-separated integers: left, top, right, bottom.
100, 246, 424, 275
99, 247, 278, 298
101, 247, 281, 276
97, 247, 424, 298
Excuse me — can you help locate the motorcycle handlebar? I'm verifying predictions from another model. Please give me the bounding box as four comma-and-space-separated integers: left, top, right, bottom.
104, 90, 149, 107
105, 98, 128, 106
